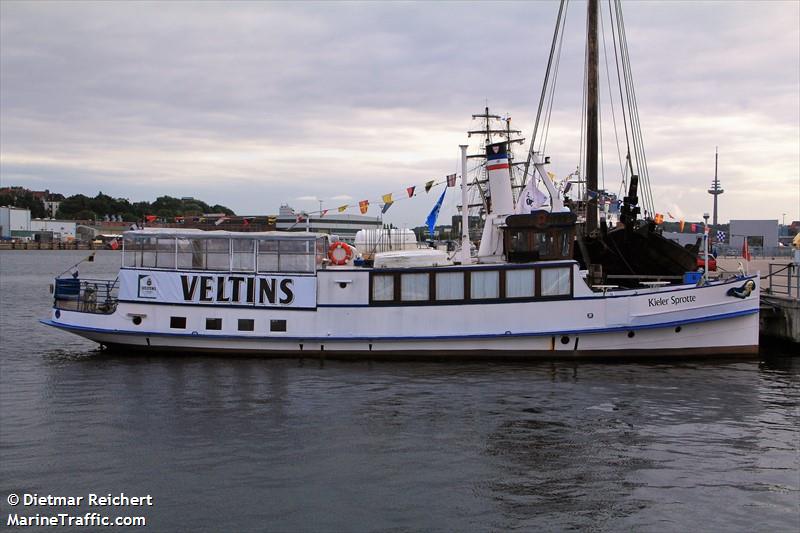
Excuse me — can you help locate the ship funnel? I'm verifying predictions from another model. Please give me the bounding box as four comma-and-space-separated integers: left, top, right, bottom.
485, 142, 514, 215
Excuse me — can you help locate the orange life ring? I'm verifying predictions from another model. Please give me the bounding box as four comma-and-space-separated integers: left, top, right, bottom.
328, 241, 353, 266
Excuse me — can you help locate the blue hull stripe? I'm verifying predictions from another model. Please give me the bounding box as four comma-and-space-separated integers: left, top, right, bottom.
40, 308, 758, 343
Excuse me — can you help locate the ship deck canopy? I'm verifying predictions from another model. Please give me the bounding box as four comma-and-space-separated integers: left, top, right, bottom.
122, 229, 328, 273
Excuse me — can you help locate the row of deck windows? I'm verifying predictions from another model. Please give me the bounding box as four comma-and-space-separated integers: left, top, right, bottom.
123, 237, 326, 273
168, 316, 287, 332
370, 266, 572, 303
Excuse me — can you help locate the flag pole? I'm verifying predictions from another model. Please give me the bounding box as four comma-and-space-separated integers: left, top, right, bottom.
702, 212, 710, 284
460, 144, 472, 265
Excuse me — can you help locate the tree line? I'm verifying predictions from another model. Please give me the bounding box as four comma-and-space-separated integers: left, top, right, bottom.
0, 190, 235, 221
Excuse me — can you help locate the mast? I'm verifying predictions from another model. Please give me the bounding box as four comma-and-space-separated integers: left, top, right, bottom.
585, 0, 599, 234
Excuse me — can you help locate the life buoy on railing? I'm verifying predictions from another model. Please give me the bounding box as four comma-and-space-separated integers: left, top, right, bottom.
328, 241, 353, 266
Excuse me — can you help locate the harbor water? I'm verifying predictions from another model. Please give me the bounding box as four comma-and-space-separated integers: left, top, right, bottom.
1, 251, 798, 531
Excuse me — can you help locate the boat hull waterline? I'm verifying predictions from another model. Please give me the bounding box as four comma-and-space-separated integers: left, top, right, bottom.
43, 272, 760, 358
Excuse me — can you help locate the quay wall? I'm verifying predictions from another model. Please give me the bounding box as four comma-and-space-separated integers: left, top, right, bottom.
0, 241, 112, 251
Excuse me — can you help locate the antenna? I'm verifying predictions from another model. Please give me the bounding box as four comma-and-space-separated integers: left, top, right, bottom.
708, 147, 724, 238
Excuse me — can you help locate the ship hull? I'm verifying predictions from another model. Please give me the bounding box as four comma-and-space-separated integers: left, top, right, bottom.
42, 273, 760, 359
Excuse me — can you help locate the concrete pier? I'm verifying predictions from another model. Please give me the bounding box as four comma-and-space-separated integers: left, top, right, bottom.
759, 261, 800, 344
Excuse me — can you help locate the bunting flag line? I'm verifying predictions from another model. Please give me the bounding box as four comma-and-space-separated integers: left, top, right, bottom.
381, 202, 393, 215
654, 213, 664, 224
667, 212, 675, 220
679, 219, 685, 232
287, 172, 456, 220
716, 230, 726, 242
214, 216, 227, 226
426, 187, 447, 236
547, 171, 557, 181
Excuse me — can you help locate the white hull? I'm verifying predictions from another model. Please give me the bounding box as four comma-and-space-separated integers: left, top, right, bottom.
43, 270, 760, 358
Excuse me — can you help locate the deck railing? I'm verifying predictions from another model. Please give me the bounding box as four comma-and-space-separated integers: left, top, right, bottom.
54, 278, 119, 314
765, 263, 799, 299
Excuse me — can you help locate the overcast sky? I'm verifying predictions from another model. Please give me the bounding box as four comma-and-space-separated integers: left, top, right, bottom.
2, 0, 798, 227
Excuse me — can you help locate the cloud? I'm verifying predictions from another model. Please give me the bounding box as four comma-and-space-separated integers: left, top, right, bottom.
1, 0, 798, 228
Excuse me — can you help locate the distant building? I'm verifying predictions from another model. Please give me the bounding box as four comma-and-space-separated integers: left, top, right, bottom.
30, 219, 77, 241
276, 204, 382, 243
0, 206, 31, 238
729, 220, 779, 249
43, 200, 61, 217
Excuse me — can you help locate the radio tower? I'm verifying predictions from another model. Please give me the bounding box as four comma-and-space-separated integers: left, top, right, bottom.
708, 147, 724, 236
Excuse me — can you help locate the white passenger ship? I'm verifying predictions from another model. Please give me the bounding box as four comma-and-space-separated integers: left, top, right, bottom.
42, 143, 760, 358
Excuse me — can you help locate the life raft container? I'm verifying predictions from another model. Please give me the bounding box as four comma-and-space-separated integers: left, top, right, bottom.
328, 241, 354, 266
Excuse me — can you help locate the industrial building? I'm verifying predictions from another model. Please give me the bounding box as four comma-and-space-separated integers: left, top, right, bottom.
0, 206, 31, 239
275, 204, 382, 243
729, 220, 779, 249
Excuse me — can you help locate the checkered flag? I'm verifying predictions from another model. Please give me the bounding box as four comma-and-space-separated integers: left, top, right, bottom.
716, 230, 726, 242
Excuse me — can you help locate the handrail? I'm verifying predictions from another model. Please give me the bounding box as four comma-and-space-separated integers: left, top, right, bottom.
765, 263, 799, 299
54, 278, 119, 314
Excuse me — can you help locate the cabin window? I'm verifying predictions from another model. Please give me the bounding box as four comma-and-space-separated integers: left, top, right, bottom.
140, 237, 158, 268
257, 240, 279, 272
506, 269, 536, 298
559, 233, 571, 257
232, 239, 255, 272
155, 238, 176, 269
541, 267, 571, 296
401, 273, 429, 301
176, 238, 206, 269
372, 274, 395, 301
170, 316, 186, 329
270, 319, 287, 332
279, 240, 314, 273
435, 272, 464, 300
238, 319, 255, 331
123, 236, 138, 267
206, 239, 230, 271
470, 270, 499, 299
205, 318, 222, 330
316, 238, 328, 267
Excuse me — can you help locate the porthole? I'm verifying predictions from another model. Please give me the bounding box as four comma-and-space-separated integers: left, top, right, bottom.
132, 316, 142, 326
587, 312, 594, 319
54, 310, 61, 319
675, 326, 682, 333
627, 331, 635, 338
560, 335, 570, 345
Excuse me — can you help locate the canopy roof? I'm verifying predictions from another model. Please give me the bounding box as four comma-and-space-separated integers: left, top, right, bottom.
123, 228, 326, 240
